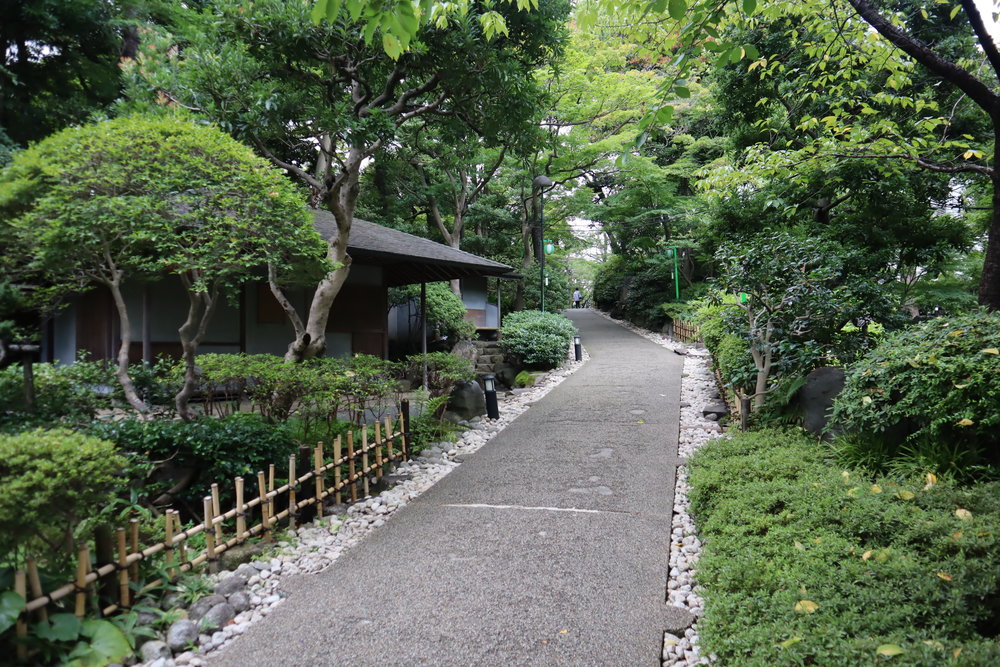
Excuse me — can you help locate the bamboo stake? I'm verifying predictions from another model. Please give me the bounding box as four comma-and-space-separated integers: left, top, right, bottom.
129, 519, 139, 585
26, 559, 47, 623
256, 472, 271, 541
74, 547, 90, 618
268, 463, 276, 493
164, 510, 176, 581
14, 570, 27, 660
203, 496, 218, 574
314, 443, 324, 519
333, 436, 342, 504
399, 407, 409, 458
116, 529, 129, 610
348, 430, 357, 502
362, 425, 370, 498
171, 510, 187, 569
211, 483, 223, 544
235, 476, 246, 542
374, 420, 384, 480
384, 416, 394, 461
288, 454, 297, 530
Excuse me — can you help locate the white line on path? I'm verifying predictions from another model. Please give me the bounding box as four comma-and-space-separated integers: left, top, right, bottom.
442, 503, 602, 514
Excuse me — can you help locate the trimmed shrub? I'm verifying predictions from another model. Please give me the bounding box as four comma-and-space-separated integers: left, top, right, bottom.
690, 428, 1000, 665
830, 312, 1000, 479
405, 352, 474, 399
500, 310, 577, 370
0, 428, 126, 558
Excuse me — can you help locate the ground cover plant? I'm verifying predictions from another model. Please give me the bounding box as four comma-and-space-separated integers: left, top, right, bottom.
689, 428, 1000, 665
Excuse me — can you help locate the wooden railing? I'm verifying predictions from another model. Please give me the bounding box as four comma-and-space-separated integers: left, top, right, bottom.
12, 409, 412, 657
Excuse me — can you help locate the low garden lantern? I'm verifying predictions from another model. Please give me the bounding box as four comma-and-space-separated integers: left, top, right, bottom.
484, 374, 500, 420
573, 334, 582, 362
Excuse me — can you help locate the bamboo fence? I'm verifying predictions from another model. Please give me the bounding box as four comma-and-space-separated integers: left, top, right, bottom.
671, 319, 701, 344
13, 408, 411, 639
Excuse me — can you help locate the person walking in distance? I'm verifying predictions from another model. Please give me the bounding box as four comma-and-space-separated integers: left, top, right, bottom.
573, 288, 582, 309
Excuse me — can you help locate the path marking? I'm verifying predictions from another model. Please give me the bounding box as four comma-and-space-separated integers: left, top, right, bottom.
442, 503, 601, 514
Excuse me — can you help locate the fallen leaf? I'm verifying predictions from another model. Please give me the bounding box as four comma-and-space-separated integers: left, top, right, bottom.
949, 329, 964, 337
862, 550, 873, 561
558, 629, 569, 634
922, 640, 943, 649
874, 549, 892, 563
897, 490, 915, 501
870, 484, 882, 494
936, 572, 953, 581
956, 418, 975, 427
953, 648, 963, 658
951, 532, 964, 541
955, 508, 973, 521
794, 600, 819, 614
812, 538, 821, 544
925, 473, 937, 486
862, 396, 873, 405
841, 471, 850, 483
953, 382, 969, 389
847, 487, 859, 497
876, 643, 904, 657
794, 541, 805, 551
982, 348, 999, 355
977, 531, 991, 537
779, 636, 803, 648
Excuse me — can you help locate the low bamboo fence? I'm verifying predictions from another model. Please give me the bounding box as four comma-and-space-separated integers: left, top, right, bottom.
12, 408, 412, 658
671, 319, 701, 344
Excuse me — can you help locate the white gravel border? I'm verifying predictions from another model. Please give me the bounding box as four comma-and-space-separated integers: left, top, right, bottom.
590, 311, 722, 666
142, 345, 591, 667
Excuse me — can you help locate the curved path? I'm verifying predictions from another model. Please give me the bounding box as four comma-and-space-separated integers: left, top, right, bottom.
212, 310, 687, 666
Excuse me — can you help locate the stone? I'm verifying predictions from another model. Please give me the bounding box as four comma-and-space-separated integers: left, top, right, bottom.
233, 563, 257, 580
160, 591, 184, 611
444, 380, 487, 421
218, 541, 270, 571
166, 619, 200, 653
450, 339, 478, 364
800, 366, 846, 437
200, 602, 236, 631
495, 362, 518, 389
187, 595, 225, 621
663, 607, 696, 635
213, 574, 247, 597
141, 640, 172, 662
673, 344, 688, 355
702, 403, 728, 419
227, 590, 251, 613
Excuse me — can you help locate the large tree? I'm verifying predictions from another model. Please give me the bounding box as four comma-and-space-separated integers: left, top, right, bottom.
0, 115, 323, 417
121, 0, 569, 360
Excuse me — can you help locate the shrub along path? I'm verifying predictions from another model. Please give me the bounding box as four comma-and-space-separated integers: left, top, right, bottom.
211, 309, 687, 665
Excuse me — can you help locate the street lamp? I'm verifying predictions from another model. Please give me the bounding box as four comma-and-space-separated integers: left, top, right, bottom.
533, 174, 554, 312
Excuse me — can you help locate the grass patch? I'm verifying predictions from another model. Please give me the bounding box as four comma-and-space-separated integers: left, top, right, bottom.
689, 428, 1000, 665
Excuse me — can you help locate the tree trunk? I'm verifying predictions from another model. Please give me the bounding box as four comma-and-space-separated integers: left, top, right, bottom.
175, 284, 219, 420
105, 277, 147, 413
981, 139, 1000, 310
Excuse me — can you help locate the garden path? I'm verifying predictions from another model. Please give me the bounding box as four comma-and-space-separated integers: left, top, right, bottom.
211, 309, 687, 666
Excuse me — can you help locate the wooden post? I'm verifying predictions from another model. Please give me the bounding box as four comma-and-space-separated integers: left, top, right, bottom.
116, 529, 129, 610
128, 519, 139, 585
174, 511, 187, 569
256, 471, 271, 541
26, 559, 47, 623
268, 463, 276, 493
400, 400, 410, 458
383, 416, 393, 462
211, 483, 223, 544
314, 443, 324, 519
288, 454, 297, 530
74, 547, 90, 618
235, 477, 246, 542
14, 570, 27, 660
347, 430, 357, 502
203, 496, 218, 573
333, 436, 342, 504
362, 425, 370, 498
374, 421, 384, 480
740, 396, 751, 431
94, 525, 115, 610
164, 510, 176, 581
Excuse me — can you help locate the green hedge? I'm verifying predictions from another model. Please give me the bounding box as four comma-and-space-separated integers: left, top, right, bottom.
499, 310, 577, 370
689, 429, 1000, 665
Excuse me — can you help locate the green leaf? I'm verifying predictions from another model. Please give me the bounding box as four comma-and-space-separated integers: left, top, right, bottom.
668, 0, 687, 21
310, 0, 328, 24
674, 86, 691, 98
35, 613, 82, 642
744, 44, 759, 60
876, 643, 905, 657
950, 5, 961, 20
0, 591, 25, 634
79, 619, 131, 664
651, 0, 668, 13
743, 0, 758, 15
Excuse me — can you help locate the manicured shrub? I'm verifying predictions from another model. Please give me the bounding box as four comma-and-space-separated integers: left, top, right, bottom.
499, 310, 577, 370
405, 352, 474, 399
89, 413, 297, 506
0, 428, 126, 559
830, 312, 1000, 479
689, 428, 1000, 665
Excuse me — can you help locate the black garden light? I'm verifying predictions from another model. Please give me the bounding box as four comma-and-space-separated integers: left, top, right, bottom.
484, 374, 500, 420
573, 334, 582, 362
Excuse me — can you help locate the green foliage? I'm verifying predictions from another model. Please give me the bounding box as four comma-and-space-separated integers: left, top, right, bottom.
500, 310, 577, 370
0, 429, 125, 560
389, 282, 476, 344
689, 428, 1000, 665
0, 359, 112, 433
830, 312, 1000, 480
406, 394, 462, 451
520, 261, 572, 313
88, 413, 297, 506
24, 614, 133, 667
405, 352, 474, 400
513, 371, 536, 388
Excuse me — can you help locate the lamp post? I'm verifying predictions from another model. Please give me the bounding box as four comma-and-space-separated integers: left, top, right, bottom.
573, 334, 582, 362
666, 247, 681, 301
532, 174, 554, 312
483, 374, 499, 420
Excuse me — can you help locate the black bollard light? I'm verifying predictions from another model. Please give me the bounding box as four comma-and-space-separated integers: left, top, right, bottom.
484, 374, 500, 420
573, 334, 582, 362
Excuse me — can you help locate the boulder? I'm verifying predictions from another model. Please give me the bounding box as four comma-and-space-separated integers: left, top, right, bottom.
166, 619, 200, 653
140, 640, 172, 662
200, 602, 236, 631
187, 594, 225, 621
799, 366, 846, 437
227, 590, 251, 614
702, 403, 729, 419
214, 574, 248, 597
495, 363, 518, 389
450, 339, 478, 364
445, 381, 486, 421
